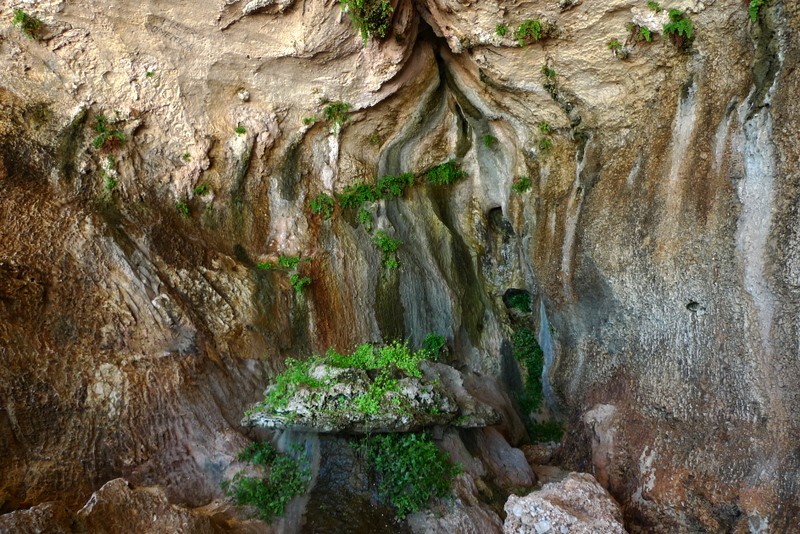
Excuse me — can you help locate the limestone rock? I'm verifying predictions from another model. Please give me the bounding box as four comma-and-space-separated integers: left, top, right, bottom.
503, 473, 627, 534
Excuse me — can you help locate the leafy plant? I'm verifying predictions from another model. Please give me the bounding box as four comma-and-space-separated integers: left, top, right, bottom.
235, 125, 247, 135
256, 261, 274, 270
182, 152, 192, 162
538, 138, 553, 151
193, 183, 210, 196
495, 23, 508, 37
483, 134, 498, 149
663, 9, 693, 47
538, 121, 552, 135
421, 333, 446, 359
322, 101, 352, 127
357, 208, 372, 231
339, 0, 394, 42
176, 199, 190, 218
513, 327, 544, 418
278, 255, 311, 269
289, 274, 311, 295
223, 441, 311, 522
12, 9, 41, 39
647, 1, 662, 13
515, 19, 552, 46
103, 173, 118, 192
749, 0, 768, 22
426, 160, 466, 185
373, 230, 402, 269
368, 133, 381, 145
145, 70, 155, 78
377, 172, 415, 198
92, 115, 126, 152
628, 23, 653, 43
511, 176, 532, 194
302, 116, 317, 126
309, 192, 335, 220
337, 182, 380, 209
356, 432, 459, 518
607, 38, 623, 53
507, 292, 532, 313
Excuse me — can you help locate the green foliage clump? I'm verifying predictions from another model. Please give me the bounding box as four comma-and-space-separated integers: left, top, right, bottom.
302, 116, 317, 126
495, 23, 508, 37
511, 176, 532, 194
538, 138, 553, 152
309, 192, 335, 220
92, 115, 126, 152
278, 255, 306, 269
193, 183, 210, 196
176, 199, 190, 218
103, 173, 118, 192
12, 9, 41, 39
357, 433, 460, 518
541, 65, 557, 80
426, 160, 466, 185
507, 292, 532, 313
372, 230, 402, 269
377, 172, 415, 198
262, 358, 322, 410
483, 134, 498, 149
357, 208, 372, 231
515, 19, 553, 46
421, 333, 446, 359
537, 121, 552, 135
749, 0, 768, 22
646, 1, 662, 13
513, 328, 544, 420
663, 9, 693, 47
336, 182, 380, 209
529, 420, 564, 443
182, 152, 192, 162
222, 441, 311, 522
607, 38, 623, 52
323, 101, 351, 127
235, 125, 247, 135
256, 261, 274, 270
627, 23, 653, 43
289, 273, 311, 295
339, 0, 394, 43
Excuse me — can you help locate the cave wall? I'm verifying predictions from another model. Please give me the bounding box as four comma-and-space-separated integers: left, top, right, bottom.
1, 0, 798, 531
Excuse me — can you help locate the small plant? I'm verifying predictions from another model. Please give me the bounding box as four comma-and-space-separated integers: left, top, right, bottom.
309, 192, 335, 220
176, 199, 190, 218
421, 333, 446, 359
145, 70, 155, 78
628, 23, 653, 43
663, 9, 693, 47
222, 441, 311, 522
512, 176, 532, 194
182, 152, 192, 162
368, 133, 381, 145
483, 134, 498, 149
646, 1, 662, 13
357, 208, 372, 231
339, 0, 394, 42
515, 19, 551, 46
235, 125, 247, 135
373, 230, 402, 269
607, 38, 624, 57
538, 138, 553, 152
336, 182, 380, 209
377, 172, 415, 198
538, 121, 552, 135
278, 255, 311, 269
289, 273, 311, 295
103, 173, 118, 192
495, 23, 508, 37
92, 115, 126, 152
12, 9, 41, 39
256, 261, 274, 270
426, 160, 466, 185
302, 116, 317, 126
749, 0, 768, 22
193, 183, 210, 196
356, 432, 459, 518
322, 101, 351, 127
541, 64, 557, 80
507, 292, 532, 313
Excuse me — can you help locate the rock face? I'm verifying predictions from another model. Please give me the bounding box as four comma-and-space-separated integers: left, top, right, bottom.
1, 0, 799, 531
504, 472, 626, 534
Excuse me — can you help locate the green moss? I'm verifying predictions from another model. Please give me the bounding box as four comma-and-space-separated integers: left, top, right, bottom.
483, 134, 498, 149
356, 433, 460, 518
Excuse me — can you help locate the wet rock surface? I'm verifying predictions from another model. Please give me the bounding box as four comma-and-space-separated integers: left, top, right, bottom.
1, 0, 799, 531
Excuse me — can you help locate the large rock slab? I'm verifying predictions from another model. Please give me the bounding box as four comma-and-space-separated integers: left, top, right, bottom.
504, 473, 626, 534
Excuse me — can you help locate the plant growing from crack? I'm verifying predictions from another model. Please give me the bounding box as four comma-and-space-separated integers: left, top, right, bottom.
373, 230, 402, 269
607, 38, 627, 59
176, 199, 190, 218
495, 23, 508, 37
512, 176, 532, 194
289, 274, 311, 295
663, 9, 693, 48
749, 0, 769, 21
483, 134, 498, 149
309, 192, 335, 220
12, 9, 41, 39
339, 0, 394, 43
92, 115, 126, 152
322, 101, 351, 127
426, 160, 466, 185
515, 19, 554, 47
647, 1, 662, 13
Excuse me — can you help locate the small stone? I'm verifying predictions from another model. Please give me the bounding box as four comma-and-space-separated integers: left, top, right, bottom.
534, 520, 551, 533
237, 89, 250, 102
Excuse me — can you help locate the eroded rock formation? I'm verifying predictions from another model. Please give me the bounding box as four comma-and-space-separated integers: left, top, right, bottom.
1, 0, 798, 531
